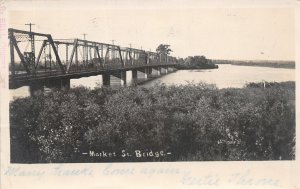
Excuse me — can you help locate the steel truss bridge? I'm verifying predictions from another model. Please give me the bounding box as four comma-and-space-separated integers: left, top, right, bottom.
8, 28, 178, 91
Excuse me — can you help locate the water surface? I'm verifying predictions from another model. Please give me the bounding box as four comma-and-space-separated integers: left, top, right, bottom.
10, 64, 295, 101
144, 64, 294, 88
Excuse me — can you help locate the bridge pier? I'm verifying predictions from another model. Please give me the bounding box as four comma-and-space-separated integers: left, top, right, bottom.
161, 67, 168, 74
167, 67, 174, 72
137, 67, 151, 79
132, 70, 138, 80
152, 67, 161, 76
137, 68, 146, 79
29, 82, 44, 96
102, 71, 127, 86
148, 67, 152, 75
111, 71, 127, 86
102, 73, 110, 86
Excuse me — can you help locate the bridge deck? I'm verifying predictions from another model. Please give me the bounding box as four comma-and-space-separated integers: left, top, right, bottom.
10, 63, 177, 88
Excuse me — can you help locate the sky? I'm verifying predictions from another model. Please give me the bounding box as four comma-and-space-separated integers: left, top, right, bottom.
8, 6, 294, 61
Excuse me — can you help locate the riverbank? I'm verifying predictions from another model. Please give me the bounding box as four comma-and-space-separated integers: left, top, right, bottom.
10, 81, 295, 163
212, 60, 295, 69
176, 64, 218, 70
176, 55, 218, 70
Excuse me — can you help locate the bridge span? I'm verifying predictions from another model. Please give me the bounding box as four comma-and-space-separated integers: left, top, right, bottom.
8, 28, 179, 94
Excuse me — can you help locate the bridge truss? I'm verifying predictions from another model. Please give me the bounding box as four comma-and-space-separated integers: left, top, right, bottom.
9, 28, 178, 88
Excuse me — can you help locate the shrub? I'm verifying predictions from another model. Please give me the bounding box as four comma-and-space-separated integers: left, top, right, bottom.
10, 82, 295, 162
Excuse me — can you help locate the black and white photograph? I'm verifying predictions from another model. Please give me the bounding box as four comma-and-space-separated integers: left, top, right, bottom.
1, 0, 299, 188
7, 2, 296, 164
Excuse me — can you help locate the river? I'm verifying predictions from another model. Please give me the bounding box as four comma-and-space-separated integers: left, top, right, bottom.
144, 64, 295, 88
10, 64, 295, 101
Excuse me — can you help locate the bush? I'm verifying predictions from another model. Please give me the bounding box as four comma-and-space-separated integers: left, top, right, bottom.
10, 82, 295, 162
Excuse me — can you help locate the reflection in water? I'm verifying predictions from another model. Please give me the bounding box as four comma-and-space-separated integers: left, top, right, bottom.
10, 64, 295, 101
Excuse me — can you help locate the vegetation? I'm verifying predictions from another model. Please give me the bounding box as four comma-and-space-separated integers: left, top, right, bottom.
176, 56, 218, 69
10, 81, 295, 163
156, 44, 173, 55
155, 44, 217, 70
156, 44, 173, 64
212, 59, 295, 69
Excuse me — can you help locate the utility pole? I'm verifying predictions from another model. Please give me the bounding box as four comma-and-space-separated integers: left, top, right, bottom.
129, 43, 132, 48
25, 23, 35, 70
25, 23, 35, 33
111, 40, 115, 59
82, 33, 87, 40
82, 33, 87, 62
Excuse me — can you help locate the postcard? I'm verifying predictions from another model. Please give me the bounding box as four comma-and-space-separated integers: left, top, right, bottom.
1, 0, 299, 188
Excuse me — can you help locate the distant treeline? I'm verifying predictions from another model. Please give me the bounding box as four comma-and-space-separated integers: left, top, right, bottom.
176, 56, 218, 70
212, 59, 295, 69
10, 81, 295, 163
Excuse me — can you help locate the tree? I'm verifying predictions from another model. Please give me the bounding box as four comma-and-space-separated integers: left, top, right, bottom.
175, 55, 217, 69
156, 44, 172, 62
156, 44, 172, 55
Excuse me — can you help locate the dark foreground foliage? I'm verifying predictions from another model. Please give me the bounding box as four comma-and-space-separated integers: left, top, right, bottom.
10, 81, 295, 163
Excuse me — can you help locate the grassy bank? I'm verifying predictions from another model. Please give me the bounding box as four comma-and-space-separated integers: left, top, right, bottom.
10, 81, 295, 163
212, 60, 295, 69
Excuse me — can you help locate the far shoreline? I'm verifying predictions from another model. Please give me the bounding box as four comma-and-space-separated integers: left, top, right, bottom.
213, 60, 295, 69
